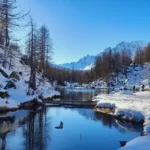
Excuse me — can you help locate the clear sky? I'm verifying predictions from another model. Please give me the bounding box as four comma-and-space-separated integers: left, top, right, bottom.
18, 0, 150, 64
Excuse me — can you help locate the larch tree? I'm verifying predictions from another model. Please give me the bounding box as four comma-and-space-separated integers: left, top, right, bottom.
38, 25, 52, 76
27, 18, 37, 91
0, 0, 27, 68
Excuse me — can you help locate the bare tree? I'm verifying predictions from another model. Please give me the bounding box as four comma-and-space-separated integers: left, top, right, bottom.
27, 18, 37, 91
38, 25, 52, 75
0, 0, 27, 68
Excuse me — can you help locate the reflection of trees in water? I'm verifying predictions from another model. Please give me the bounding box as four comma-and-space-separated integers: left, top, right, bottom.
63, 91, 96, 101
94, 112, 114, 128
74, 108, 143, 133
60, 88, 111, 102
22, 107, 50, 150
115, 120, 143, 133
0, 121, 11, 150
0, 117, 15, 150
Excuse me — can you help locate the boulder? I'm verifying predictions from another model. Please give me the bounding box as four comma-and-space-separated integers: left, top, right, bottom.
0, 68, 8, 78
120, 141, 127, 147
19, 99, 42, 110
4, 80, 16, 89
9, 71, 20, 80
19, 72, 22, 76
0, 91, 9, 99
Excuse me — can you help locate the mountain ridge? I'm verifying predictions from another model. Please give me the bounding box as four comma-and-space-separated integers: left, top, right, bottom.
57, 41, 148, 70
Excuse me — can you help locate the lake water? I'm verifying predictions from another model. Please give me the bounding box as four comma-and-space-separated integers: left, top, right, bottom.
0, 88, 142, 150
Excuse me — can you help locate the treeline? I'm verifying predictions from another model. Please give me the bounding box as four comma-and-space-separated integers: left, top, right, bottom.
94, 43, 150, 82
46, 66, 94, 85
134, 43, 150, 65
94, 49, 131, 81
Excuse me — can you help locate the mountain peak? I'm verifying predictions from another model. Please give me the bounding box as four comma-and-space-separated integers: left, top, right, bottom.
59, 55, 96, 70
57, 41, 148, 70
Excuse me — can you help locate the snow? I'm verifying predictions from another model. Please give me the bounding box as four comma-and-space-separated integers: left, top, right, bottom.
57, 41, 147, 71
84, 64, 94, 70
118, 135, 150, 150
64, 81, 79, 88
89, 63, 150, 90
58, 54, 96, 70
93, 91, 150, 124
41, 89, 60, 99
97, 100, 116, 109
144, 124, 150, 133
110, 41, 148, 58
94, 91, 150, 149
115, 109, 144, 122
0, 47, 60, 109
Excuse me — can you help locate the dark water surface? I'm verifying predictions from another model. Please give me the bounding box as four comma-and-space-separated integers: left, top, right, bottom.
0, 89, 142, 150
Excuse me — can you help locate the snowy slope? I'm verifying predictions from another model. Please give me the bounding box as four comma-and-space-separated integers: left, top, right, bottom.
59, 55, 96, 70
0, 47, 60, 109
104, 41, 148, 57
88, 63, 150, 89
58, 41, 148, 70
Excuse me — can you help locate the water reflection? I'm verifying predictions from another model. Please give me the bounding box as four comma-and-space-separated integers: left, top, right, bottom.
60, 88, 97, 101
69, 108, 143, 132
0, 107, 143, 150
0, 89, 143, 150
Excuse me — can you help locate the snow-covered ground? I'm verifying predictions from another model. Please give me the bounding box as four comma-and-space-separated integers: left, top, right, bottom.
59, 54, 96, 70
0, 47, 60, 109
93, 91, 150, 129
93, 90, 150, 149
118, 135, 150, 150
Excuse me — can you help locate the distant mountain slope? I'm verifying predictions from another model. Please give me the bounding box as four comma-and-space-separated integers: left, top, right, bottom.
59, 55, 96, 70
104, 41, 148, 57
58, 41, 148, 70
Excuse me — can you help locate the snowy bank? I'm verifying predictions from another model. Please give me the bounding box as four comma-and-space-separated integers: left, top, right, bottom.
94, 91, 150, 150
97, 100, 116, 109
115, 109, 144, 123
93, 91, 150, 125
118, 135, 150, 150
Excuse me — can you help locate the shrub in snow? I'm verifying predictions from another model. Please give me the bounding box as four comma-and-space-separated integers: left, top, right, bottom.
0, 91, 9, 98
9, 71, 20, 81
115, 109, 144, 123
5, 79, 16, 89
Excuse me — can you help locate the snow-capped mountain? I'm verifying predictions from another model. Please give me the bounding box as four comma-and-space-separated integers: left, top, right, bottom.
59, 55, 96, 70
104, 41, 148, 57
58, 41, 148, 70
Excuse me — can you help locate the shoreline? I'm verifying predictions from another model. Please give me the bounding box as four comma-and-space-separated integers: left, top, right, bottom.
93, 90, 150, 149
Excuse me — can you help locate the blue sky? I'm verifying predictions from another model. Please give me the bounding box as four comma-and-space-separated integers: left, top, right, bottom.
18, 0, 150, 64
